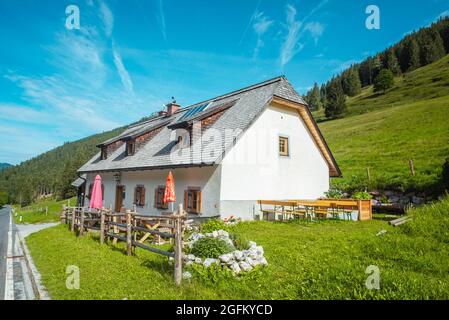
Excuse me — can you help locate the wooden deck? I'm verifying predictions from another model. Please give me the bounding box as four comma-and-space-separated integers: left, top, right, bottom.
257, 199, 372, 221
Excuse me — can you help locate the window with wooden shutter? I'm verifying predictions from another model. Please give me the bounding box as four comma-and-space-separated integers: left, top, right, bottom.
101, 147, 107, 160
279, 136, 289, 156
134, 185, 145, 207
154, 186, 168, 209
185, 188, 202, 214
126, 140, 136, 156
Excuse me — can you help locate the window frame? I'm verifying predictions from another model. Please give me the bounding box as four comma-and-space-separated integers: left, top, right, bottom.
154, 186, 168, 210
101, 147, 107, 160
134, 185, 146, 207
279, 135, 290, 157
184, 187, 202, 214
126, 140, 136, 156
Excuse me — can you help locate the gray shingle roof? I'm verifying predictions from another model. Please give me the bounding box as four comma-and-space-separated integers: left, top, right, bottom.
78, 76, 308, 173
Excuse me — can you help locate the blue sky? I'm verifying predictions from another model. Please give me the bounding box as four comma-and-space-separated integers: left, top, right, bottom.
0, 0, 448, 164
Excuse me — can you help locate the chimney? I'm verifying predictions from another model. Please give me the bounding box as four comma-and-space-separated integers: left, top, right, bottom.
165, 97, 180, 116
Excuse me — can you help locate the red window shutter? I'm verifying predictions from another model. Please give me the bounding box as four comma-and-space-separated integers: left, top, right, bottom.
140, 187, 146, 206
154, 188, 158, 208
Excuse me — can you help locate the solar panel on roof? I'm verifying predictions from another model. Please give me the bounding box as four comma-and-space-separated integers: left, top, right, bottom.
178, 103, 210, 121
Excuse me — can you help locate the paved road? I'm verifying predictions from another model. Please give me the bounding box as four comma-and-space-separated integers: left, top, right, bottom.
0, 206, 35, 300
0, 206, 10, 299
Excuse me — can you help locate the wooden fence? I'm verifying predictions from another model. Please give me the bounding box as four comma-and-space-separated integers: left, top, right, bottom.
61, 204, 189, 285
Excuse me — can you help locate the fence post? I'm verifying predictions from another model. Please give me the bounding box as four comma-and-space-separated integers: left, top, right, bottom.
126, 210, 132, 256
80, 208, 85, 236
366, 167, 371, 181
71, 208, 76, 232
408, 159, 415, 176
174, 204, 183, 286
63, 205, 67, 224
100, 209, 105, 244
112, 215, 118, 245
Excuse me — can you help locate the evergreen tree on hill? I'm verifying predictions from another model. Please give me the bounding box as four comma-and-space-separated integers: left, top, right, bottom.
399, 38, 421, 72
419, 29, 446, 65
374, 69, 395, 94
385, 49, 402, 75
305, 83, 322, 111
342, 67, 362, 96
324, 79, 347, 119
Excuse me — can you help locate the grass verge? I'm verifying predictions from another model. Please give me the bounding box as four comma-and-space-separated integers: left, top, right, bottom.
26, 197, 449, 299
13, 197, 76, 224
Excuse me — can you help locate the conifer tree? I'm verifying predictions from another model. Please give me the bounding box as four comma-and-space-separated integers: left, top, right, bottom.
385, 49, 402, 75
305, 83, 322, 111
373, 69, 394, 94
325, 79, 347, 119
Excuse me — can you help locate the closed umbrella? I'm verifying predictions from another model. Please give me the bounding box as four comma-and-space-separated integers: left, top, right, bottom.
89, 175, 103, 209
163, 171, 176, 212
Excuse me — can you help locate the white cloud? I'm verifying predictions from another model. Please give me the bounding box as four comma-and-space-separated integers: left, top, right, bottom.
99, 0, 114, 37
112, 43, 134, 94
279, 1, 328, 67
157, 0, 167, 40
305, 22, 325, 44
252, 11, 274, 58
279, 4, 304, 67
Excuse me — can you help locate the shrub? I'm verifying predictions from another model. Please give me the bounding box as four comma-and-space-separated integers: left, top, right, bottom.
352, 191, 373, 200
191, 237, 233, 258
325, 187, 344, 199
200, 219, 227, 233
231, 233, 250, 250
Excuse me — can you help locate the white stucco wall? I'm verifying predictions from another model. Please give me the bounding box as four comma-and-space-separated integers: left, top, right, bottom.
84, 165, 221, 217
219, 103, 330, 218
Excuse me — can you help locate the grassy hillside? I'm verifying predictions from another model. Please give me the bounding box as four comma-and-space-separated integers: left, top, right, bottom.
12, 196, 76, 224
318, 55, 449, 192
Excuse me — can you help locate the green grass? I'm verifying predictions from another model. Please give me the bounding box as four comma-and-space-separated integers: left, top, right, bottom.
26, 197, 449, 299
13, 197, 75, 224
315, 55, 449, 192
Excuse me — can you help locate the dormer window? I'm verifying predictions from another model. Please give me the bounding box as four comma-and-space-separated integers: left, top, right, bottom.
126, 140, 135, 156
101, 147, 107, 160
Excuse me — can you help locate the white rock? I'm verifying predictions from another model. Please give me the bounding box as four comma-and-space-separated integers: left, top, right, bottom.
194, 257, 202, 264
239, 261, 253, 272
182, 271, 192, 280
259, 257, 268, 266
212, 230, 219, 238
255, 246, 264, 255
234, 250, 244, 261
203, 258, 218, 268
219, 253, 234, 263
248, 241, 257, 248
230, 262, 241, 274
187, 254, 196, 261
245, 257, 255, 266
185, 261, 193, 266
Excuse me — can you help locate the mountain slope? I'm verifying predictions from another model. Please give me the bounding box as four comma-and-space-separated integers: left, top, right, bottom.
0, 127, 125, 204
0, 163, 13, 170
318, 55, 449, 192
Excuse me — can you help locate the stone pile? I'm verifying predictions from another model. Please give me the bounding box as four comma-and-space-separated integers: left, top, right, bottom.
184, 230, 268, 275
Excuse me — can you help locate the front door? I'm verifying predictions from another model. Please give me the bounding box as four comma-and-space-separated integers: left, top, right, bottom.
115, 185, 124, 212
